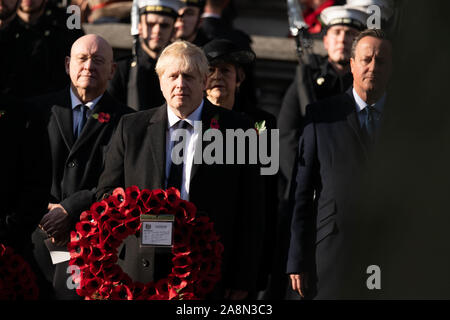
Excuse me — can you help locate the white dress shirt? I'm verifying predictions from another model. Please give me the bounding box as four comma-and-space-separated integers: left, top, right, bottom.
165, 100, 204, 200
70, 88, 103, 136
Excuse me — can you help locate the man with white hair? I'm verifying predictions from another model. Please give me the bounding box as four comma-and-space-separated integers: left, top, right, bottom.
31, 34, 133, 299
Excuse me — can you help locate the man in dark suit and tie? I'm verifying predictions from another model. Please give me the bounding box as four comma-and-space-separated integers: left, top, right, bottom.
96, 40, 264, 300
31, 34, 133, 299
286, 29, 393, 299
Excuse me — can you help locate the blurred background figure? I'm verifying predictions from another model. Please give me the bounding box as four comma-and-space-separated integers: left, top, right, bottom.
299, 0, 342, 35
3, 0, 84, 98
173, 0, 209, 45
201, 0, 251, 50
85, 0, 132, 24
108, 0, 181, 110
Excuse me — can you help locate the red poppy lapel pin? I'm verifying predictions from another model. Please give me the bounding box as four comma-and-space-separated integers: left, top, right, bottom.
92, 112, 111, 123
210, 115, 220, 129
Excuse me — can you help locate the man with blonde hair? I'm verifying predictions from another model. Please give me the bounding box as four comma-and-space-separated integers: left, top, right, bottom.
97, 40, 265, 299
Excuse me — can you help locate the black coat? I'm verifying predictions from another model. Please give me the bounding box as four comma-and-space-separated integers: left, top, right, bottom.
286, 89, 372, 299
96, 99, 265, 296
108, 43, 165, 111
200, 17, 252, 50
34, 88, 133, 222
278, 56, 353, 201
30, 88, 133, 299
0, 95, 51, 251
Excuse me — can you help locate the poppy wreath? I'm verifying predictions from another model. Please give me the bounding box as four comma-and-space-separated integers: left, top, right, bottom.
68, 186, 223, 300
0, 244, 39, 300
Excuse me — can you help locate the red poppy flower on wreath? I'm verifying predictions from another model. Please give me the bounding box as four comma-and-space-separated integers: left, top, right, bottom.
68, 186, 222, 300
0, 244, 39, 300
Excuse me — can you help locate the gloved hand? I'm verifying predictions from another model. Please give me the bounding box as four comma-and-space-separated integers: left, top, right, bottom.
39, 203, 71, 247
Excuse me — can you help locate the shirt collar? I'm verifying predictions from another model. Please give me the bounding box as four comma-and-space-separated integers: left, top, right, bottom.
201, 13, 221, 19
167, 99, 204, 129
352, 87, 386, 114
70, 87, 103, 111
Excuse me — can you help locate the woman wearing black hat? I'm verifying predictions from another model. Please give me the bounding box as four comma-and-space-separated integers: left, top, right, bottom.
203, 38, 278, 299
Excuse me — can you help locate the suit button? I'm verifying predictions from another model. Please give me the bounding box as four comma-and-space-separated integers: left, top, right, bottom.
67, 160, 76, 168
142, 259, 150, 268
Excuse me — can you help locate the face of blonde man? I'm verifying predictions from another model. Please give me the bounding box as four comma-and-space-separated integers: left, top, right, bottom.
159, 56, 207, 119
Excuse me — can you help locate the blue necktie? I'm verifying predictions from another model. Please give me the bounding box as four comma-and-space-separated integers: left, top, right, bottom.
75, 105, 87, 139
362, 105, 381, 138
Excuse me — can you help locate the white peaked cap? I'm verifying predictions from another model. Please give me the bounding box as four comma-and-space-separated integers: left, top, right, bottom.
320, 5, 369, 31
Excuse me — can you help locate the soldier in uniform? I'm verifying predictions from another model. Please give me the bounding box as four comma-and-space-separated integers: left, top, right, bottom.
173, 0, 210, 46
108, 0, 182, 111
0, 0, 84, 98
200, 0, 251, 50
272, 5, 368, 299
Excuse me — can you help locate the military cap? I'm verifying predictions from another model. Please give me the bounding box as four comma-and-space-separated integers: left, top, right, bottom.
137, 0, 183, 18
203, 39, 255, 66
346, 0, 395, 21
320, 5, 368, 31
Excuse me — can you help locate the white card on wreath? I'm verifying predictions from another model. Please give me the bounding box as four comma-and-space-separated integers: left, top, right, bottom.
44, 238, 71, 264
141, 221, 173, 247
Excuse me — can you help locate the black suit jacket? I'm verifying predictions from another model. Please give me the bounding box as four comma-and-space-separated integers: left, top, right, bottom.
33, 88, 133, 223
96, 99, 265, 295
286, 89, 372, 299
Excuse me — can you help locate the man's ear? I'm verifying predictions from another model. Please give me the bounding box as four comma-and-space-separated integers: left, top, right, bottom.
350, 57, 355, 74
65, 56, 71, 75
236, 67, 246, 88
323, 34, 329, 51
138, 18, 144, 38
109, 62, 117, 80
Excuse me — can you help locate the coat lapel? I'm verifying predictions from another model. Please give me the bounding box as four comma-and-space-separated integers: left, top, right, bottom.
70, 92, 115, 156
147, 104, 168, 188
51, 89, 74, 150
